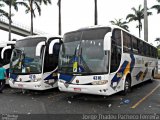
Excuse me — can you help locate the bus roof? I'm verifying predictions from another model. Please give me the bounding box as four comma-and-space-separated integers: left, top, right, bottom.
17, 34, 62, 42
68, 25, 156, 48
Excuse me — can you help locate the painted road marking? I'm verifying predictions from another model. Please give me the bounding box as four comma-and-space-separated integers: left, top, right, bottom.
131, 84, 160, 109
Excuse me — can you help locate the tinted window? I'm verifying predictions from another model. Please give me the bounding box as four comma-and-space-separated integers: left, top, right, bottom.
143, 42, 147, 56
123, 32, 131, 52
112, 29, 121, 46
16, 37, 46, 47
44, 38, 61, 72
64, 27, 111, 42
132, 36, 138, 54
146, 45, 149, 57
111, 29, 122, 73
82, 28, 111, 40
139, 41, 143, 55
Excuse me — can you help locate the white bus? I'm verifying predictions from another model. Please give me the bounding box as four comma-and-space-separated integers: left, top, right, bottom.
58, 25, 158, 96
0, 41, 16, 84
9, 35, 62, 90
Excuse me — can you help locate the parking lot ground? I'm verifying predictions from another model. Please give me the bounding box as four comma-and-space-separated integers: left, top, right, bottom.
0, 79, 159, 119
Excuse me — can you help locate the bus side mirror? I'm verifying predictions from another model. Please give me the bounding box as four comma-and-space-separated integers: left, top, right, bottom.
104, 32, 111, 51
49, 39, 60, 54
1, 45, 11, 59
36, 41, 45, 56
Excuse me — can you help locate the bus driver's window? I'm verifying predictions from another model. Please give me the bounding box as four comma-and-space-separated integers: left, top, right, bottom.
110, 29, 122, 73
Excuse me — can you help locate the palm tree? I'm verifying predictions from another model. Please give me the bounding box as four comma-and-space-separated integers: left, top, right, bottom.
24, 0, 51, 35
151, 0, 160, 13
2, 0, 28, 41
126, 5, 152, 38
94, 0, 98, 25
57, 0, 61, 35
110, 18, 129, 31
0, 1, 8, 18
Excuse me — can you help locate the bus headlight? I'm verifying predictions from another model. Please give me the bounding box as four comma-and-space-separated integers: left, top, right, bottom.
92, 80, 108, 85
33, 78, 41, 82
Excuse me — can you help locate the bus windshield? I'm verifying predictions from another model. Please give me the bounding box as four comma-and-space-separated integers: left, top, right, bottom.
10, 37, 46, 74
59, 27, 111, 74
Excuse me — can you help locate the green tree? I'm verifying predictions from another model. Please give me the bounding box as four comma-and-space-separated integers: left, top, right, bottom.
151, 0, 160, 13
0, 1, 8, 18
126, 5, 152, 38
24, 0, 51, 35
2, 0, 28, 41
110, 18, 129, 31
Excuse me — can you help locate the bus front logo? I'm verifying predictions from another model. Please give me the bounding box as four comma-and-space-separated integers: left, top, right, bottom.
64, 83, 69, 88
76, 80, 79, 84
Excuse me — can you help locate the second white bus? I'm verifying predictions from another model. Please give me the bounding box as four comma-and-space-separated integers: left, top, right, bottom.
9, 35, 62, 90
58, 25, 158, 96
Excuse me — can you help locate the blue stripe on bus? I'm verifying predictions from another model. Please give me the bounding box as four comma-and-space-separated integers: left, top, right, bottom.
111, 54, 135, 88
44, 71, 58, 80
130, 54, 135, 72
111, 60, 129, 83
59, 74, 73, 82
10, 73, 18, 80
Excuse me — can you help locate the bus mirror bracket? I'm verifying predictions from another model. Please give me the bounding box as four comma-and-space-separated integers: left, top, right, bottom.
49, 39, 60, 54
104, 32, 111, 51
1, 45, 11, 59
36, 41, 45, 56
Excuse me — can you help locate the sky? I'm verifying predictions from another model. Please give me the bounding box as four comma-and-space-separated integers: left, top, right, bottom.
1, 0, 160, 46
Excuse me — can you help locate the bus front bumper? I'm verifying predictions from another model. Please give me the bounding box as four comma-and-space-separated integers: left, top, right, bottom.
9, 80, 57, 90
58, 82, 114, 96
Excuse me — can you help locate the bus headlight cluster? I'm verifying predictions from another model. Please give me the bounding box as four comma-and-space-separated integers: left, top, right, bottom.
33, 78, 41, 82
92, 80, 108, 85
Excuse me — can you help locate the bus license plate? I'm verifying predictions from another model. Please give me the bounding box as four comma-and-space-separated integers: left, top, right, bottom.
74, 88, 81, 92
18, 84, 23, 88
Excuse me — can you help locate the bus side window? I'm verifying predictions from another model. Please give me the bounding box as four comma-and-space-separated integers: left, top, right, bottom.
110, 29, 122, 73
123, 32, 131, 53
143, 42, 146, 56
146, 45, 149, 57
53, 43, 61, 57
132, 36, 138, 54
155, 48, 158, 58
43, 39, 61, 73
139, 41, 143, 55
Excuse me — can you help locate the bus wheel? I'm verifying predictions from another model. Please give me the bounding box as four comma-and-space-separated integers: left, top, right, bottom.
151, 69, 155, 80
122, 76, 131, 95
149, 70, 155, 83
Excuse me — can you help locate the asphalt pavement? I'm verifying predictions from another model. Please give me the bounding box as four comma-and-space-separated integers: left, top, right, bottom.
0, 79, 159, 120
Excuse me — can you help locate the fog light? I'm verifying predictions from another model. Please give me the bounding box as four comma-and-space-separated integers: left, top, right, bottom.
33, 78, 41, 82
76, 79, 79, 83
92, 80, 108, 85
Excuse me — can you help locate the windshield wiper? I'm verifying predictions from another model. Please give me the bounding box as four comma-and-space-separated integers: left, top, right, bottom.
78, 55, 91, 73
74, 46, 91, 73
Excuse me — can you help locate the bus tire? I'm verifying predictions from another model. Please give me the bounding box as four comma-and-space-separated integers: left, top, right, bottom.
151, 69, 155, 79
149, 69, 155, 83
122, 76, 131, 95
